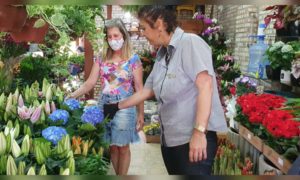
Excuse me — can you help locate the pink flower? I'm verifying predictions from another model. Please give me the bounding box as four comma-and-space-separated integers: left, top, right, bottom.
30, 105, 42, 123
18, 106, 34, 120
18, 95, 24, 107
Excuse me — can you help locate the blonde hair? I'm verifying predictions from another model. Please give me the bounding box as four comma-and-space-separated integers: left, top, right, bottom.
102, 18, 132, 61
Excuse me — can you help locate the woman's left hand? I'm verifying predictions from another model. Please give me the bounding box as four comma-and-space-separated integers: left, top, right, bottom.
189, 130, 207, 163
136, 116, 144, 131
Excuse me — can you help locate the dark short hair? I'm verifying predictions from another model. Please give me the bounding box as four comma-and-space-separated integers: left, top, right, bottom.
138, 5, 177, 34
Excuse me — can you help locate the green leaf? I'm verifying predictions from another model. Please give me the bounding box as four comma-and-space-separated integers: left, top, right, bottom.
80, 123, 96, 132
33, 18, 46, 28
50, 13, 66, 27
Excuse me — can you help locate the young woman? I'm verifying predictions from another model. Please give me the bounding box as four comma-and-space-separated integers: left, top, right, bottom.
104, 6, 228, 175
69, 18, 144, 175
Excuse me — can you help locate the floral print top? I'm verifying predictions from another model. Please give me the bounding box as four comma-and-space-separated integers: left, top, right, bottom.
96, 54, 142, 96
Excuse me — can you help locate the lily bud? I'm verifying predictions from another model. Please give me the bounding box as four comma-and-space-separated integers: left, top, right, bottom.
60, 168, 70, 175
51, 101, 56, 112
45, 85, 53, 101
30, 105, 42, 123
5, 93, 13, 114
17, 161, 26, 175
12, 139, 21, 158
13, 88, 19, 105
27, 166, 36, 175
21, 135, 30, 156
6, 155, 17, 175
39, 164, 47, 175
0, 132, 7, 155
18, 95, 24, 107
0, 93, 6, 109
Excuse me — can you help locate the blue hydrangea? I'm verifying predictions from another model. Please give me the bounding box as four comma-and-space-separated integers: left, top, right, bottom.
81, 106, 104, 126
42, 126, 67, 145
49, 109, 69, 125
64, 98, 81, 111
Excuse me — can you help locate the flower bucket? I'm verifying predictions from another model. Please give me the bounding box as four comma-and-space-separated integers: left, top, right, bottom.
69, 63, 83, 75
10, 18, 49, 44
291, 74, 300, 87
266, 65, 281, 80
0, 5, 27, 32
280, 70, 291, 85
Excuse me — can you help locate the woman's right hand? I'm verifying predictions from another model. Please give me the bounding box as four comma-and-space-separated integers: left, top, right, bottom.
103, 103, 120, 120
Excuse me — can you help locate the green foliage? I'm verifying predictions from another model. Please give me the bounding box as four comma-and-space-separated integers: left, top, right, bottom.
25, 5, 105, 52
68, 55, 84, 66
0, 35, 28, 60
15, 55, 52, 87
74, 154, 109, 175
138, 50, 156, 83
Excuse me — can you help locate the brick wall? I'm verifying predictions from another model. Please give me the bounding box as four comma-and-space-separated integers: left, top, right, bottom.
208, 5, 276, 73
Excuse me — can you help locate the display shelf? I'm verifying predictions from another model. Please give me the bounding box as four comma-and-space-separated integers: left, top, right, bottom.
237, 123, 293, 174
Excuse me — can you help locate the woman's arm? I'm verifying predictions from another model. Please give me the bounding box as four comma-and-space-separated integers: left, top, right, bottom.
70, 62, 100, 98
119, 88, 154, 109
189, 71, 213, 163
132, 63, 144, 131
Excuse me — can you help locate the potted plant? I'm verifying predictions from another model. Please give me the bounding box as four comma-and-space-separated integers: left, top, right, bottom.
23, 5, 105, 52
0, 5, 27, 32
10, 17, 49, 43
265, 41, 297, 83
264, 5, 300, 42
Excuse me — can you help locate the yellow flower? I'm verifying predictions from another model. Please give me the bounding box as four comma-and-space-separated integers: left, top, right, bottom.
0, 60, 4, 69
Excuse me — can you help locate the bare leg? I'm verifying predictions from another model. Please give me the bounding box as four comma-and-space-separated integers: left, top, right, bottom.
118, 145, 131, 175
110, 145, 119, 174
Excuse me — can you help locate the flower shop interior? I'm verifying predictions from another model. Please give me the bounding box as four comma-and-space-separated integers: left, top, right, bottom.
0, 3, 300, 176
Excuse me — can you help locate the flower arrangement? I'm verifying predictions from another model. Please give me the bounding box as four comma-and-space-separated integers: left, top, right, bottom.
48, 109, 69, 125
213, 139, 253, 175
42, 126, 67, 145
63, 98, 81, 111
81, 106, 104, 126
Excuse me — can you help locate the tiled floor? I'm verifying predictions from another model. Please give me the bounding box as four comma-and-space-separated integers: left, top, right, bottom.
107, 142, 168, 175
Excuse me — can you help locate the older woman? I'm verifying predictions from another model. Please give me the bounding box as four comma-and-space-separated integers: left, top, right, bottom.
104, 6, 228, 175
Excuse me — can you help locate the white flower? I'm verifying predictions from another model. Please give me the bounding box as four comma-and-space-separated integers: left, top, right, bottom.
212, 18, 218, 24
281, 44, 293, 53
224, 39, 232, 44
272, 41, 285, 49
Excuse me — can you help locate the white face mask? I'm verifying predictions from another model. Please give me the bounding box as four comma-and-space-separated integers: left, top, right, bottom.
108, 38, 124, 51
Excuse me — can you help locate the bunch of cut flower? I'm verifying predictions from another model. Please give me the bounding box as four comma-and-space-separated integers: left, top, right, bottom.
213, 139, 253, 175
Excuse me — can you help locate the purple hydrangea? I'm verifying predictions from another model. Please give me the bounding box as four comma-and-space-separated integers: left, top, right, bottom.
64, 98, 81, 110
49, 109, 69, 125
81, 106, 104, 126
42, 126, 67, 145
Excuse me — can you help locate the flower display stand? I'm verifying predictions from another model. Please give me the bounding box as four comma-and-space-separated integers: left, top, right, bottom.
237, 123, 293, 174
263, 144, 292, 174
238, 124, 263, 152
146, 135, 160, 143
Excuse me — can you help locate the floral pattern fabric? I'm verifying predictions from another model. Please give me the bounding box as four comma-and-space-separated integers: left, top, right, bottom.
96, 54, 142, 96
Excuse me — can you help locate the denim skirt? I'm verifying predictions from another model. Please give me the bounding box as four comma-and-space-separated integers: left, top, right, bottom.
98, 93, 140, 147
